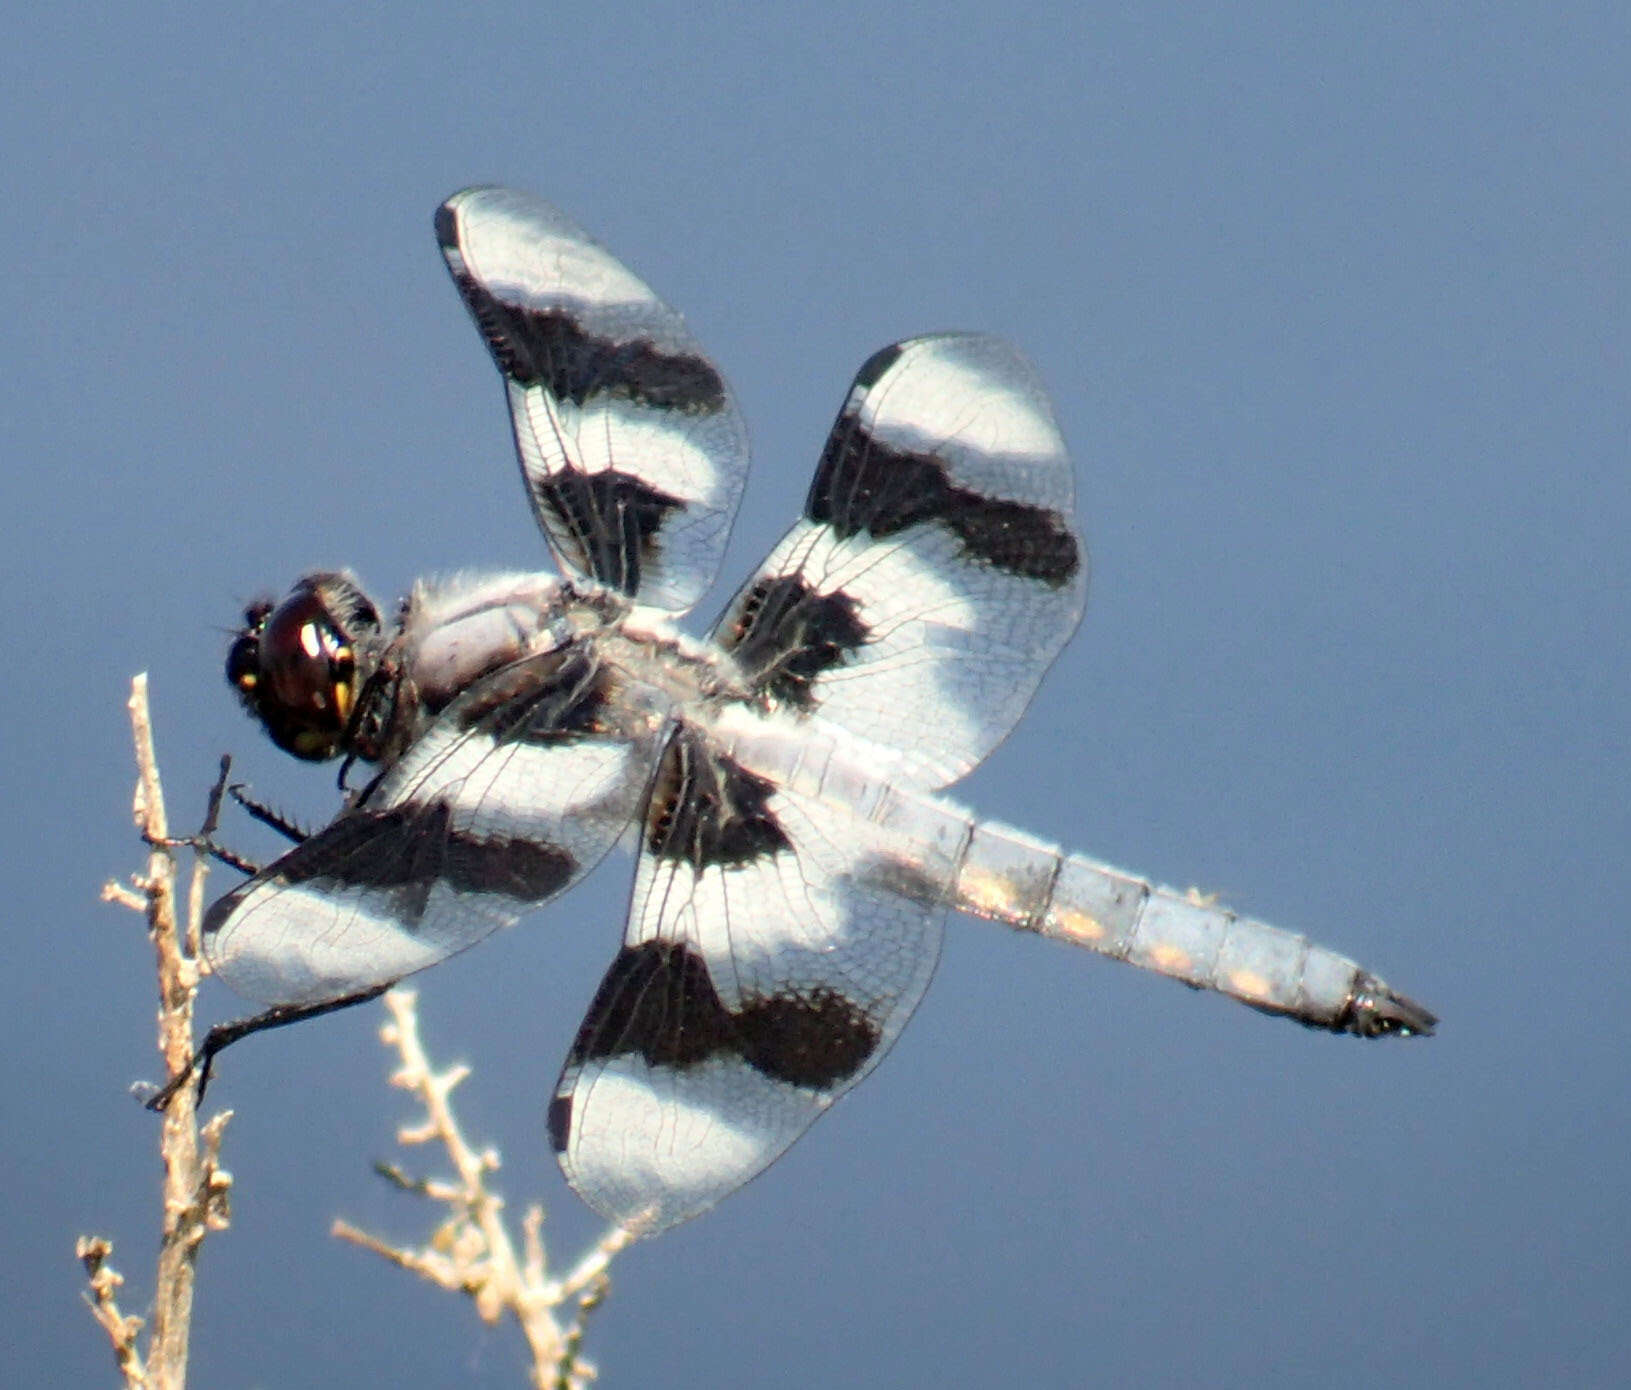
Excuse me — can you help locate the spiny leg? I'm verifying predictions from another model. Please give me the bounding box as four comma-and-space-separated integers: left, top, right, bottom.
144, 985, 391, 1112
142, 755, 279, 875
227, 782, 311, 846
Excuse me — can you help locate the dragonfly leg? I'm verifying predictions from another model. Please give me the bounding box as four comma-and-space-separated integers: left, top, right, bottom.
142, 754, 265, 873
227, 783, 311, 845
142, 984, 391, 1112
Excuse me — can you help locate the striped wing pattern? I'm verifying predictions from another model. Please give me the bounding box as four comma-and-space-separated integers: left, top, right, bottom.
437, 187, 749, 614
716, 333, 1088, 787
549, 720, 966, 1235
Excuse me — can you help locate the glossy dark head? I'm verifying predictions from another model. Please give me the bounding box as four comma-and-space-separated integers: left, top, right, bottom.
227, 572, 383, 761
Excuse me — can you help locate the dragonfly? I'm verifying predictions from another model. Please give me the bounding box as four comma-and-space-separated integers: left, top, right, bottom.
181, 186, 1434, 1237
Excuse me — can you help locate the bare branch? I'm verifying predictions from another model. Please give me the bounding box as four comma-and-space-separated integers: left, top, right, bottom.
334, 990, 631, 1388
76, 1237, 147, 1388
78, 676, 235, 1390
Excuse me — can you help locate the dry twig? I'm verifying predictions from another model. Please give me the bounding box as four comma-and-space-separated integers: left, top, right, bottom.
79, 675, 234, 1390
333, 990, 633, 1388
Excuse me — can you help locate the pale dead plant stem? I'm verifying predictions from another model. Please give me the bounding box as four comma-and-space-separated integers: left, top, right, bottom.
333, 990, 633, 1388
79, 675, 234, 1390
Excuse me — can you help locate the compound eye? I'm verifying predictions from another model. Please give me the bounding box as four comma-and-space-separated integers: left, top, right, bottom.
255, 590, 358, 757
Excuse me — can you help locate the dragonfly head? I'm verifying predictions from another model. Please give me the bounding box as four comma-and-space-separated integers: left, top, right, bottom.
227, 571, 384, 761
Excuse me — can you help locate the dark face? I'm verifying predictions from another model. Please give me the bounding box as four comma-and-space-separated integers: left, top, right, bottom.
227, 572, 383, 761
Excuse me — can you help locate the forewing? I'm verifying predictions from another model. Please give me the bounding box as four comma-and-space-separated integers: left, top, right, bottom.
549, 723, 966, 1235
437, 187, 749, 613
716, 334, 1087, 786
205, 646, 655, 1006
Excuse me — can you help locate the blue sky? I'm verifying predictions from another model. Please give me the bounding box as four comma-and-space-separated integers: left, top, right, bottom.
4, 6, 1626, 1385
